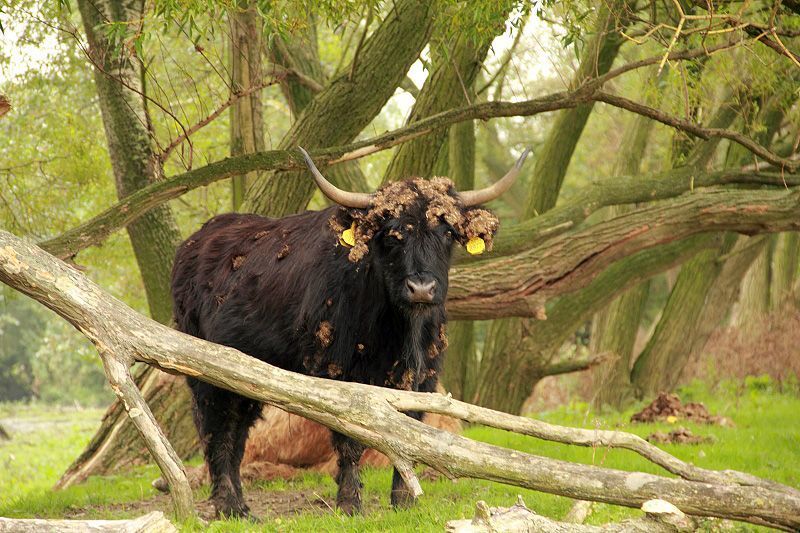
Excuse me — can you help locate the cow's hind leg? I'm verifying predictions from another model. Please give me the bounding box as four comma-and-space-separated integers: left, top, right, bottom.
331, 431, 366, 515
187, 378, 262, 520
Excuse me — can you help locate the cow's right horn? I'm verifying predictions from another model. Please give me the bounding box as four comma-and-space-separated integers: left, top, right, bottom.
458, 148, 532, 206
298, 147, 372, 209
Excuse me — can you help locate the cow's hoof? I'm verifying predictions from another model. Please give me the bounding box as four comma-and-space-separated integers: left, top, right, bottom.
391, 489, 416, 509
336, 498, 362, 516
215, 502, 259, 522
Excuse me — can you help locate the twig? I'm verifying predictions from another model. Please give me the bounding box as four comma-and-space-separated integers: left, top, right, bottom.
159, 78, 282, 163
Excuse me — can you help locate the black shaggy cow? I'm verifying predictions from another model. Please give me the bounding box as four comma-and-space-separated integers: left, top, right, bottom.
171, 147, 529, 519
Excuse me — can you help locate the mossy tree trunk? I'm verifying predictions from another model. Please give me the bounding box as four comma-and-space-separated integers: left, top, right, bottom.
629, 99, 786, 399
589, 105, 659, 410
61, 0, 189, 487
270, 17, 369, 193
242, 0, 435, 217
229, 0, 265, 210
475, 2, 629, 413
77, 0, 181, 325
589, 85, 731, 409
771, 232, 800, 307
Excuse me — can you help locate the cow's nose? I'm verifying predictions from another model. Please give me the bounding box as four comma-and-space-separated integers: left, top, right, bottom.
406, 278, 436, 303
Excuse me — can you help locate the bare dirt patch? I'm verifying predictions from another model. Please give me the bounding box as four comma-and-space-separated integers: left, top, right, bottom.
631, 393, 733, 426
647, 427, 713, 445
63, 486, 375, 522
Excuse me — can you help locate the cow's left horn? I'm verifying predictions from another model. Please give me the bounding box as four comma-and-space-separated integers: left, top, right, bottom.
458, 148, 532, 207
298, 147, 372, 209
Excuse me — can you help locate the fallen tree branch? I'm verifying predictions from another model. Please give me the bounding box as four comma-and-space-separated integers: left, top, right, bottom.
1, 231, 799, 529
384, 389, 798, 496
446, 498, 695, 532
0, 511, 177, 532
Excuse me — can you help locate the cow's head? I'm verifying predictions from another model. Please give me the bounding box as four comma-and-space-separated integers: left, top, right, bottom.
299, 147, 529, 311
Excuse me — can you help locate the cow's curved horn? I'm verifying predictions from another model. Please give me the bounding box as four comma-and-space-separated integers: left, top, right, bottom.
298, 147, 372, 209
458, 148, 532, 206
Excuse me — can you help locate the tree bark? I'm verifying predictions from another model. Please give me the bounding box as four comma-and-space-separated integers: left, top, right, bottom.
630, 98, 786, 398
446, 498, 695, 533
242, 0, 435, 217
382, 24, 494, 181
62, 0, 190, 487
476, 1, 632, 412
2, 230, 799, 530
270, 18, 369, 193
589, 93, 660, 410
0, 512, 177, 533
771, 232, 800, 306
470, 235, 719, 412
229, 0, 265, 210
77, 0, 182, 324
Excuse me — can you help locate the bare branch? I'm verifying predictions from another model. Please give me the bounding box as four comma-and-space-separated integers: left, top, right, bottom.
594, 91, 799, 171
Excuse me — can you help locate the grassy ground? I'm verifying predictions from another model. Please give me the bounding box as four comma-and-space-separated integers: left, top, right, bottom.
1, 378, 798, 531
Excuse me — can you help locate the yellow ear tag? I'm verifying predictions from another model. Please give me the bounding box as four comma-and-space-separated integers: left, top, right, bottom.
466, 236, 486, 255
340, 223, 356, 247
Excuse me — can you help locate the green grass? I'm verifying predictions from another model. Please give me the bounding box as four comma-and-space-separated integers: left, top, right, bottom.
1, 379, 798, 531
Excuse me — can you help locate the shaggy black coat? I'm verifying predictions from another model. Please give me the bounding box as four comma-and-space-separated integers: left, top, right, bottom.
172, 199, 455, 519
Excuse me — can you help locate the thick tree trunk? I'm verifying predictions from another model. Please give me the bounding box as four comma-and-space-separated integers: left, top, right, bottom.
382, 26, 493, 181
630, 99, 786, 398
77, 0, 182, 324
475, 2, 628, 412
734, 243, 773, 330
591, 95, 736, 408
771, 232, 800, 306
270, 18, 369, 193
229, 1, 265, 210
589, 94, 659, 410
242, 0, 435, 217
61, 0, 187, 486
590, 278, 650, 409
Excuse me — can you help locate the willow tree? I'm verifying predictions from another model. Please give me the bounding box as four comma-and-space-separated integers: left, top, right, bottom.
474, 0, 630, 413
58, 0, 519, 483
4, 0, 797, 486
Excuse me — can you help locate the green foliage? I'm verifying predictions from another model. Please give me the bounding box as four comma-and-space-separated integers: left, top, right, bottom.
1, 383, 796, 529
0, 289, 111, 404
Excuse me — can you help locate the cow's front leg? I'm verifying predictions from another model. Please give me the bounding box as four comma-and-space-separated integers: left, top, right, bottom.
331, 431, 366, 515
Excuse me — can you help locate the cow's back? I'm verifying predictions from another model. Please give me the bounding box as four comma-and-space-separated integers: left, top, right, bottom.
171, 209, 341, 371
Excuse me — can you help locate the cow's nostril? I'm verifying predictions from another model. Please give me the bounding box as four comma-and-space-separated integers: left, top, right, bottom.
406, 278, 436, 302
